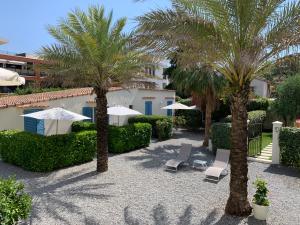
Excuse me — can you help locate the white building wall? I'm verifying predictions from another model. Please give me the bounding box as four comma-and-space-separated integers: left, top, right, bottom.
0, 88, 175, 135
250, 79, 269, 97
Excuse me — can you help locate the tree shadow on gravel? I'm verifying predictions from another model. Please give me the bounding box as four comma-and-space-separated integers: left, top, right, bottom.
124, 205, 267, 225
126, 145, 213, 170
263, 164, 300, 178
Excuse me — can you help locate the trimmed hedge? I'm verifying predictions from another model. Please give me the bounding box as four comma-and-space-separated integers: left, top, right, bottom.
247, 98, 271, 111
108, 123, 152, 153
176, 98, 203, 128
0, 130, 96, 172
279, 127, 300, 168
211, 123, 231, 153
223, 110, 267, 125
156, 119, 173, 140
71, 121, 152, 154
128, 115, 172, 138
0, 177, 32, 225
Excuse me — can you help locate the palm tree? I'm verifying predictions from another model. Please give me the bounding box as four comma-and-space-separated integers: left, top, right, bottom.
172, 66, 226, 146
40, 5, 145, 173
137, 0, 300, 216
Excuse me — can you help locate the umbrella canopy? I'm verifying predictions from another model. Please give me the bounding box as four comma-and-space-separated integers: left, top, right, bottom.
162, 102, 191, 110
189, 105, 199, 110
107, 105, 142, 116
0, 68, 26, 86
21, 107, 90, 121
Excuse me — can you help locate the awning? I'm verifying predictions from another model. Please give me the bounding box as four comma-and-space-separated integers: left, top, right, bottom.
0, 59, 26, 65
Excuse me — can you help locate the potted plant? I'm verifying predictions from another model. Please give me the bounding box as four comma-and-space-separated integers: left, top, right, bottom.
252, 178, 270, 220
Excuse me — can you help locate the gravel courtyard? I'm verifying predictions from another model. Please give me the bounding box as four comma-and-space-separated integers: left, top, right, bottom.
0, 130, 299, 225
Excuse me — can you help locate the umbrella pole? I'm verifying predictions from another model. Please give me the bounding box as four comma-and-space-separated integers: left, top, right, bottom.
118, 116, 120, 126
56, 120, 58, 135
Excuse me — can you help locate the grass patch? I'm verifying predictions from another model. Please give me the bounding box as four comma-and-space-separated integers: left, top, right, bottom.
248, 132, 272, 157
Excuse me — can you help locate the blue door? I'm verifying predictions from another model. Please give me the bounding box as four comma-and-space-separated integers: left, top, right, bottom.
167, 101, 173, 116
82, 107, 94, 122
145, 101, 152, 115
24, 109, 44, 135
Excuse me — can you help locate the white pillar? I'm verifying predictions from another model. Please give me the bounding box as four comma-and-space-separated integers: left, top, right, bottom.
272, 121, 283, 164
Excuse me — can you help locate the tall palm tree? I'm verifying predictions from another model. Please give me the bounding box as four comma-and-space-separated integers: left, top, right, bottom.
137, 0, 300, 216
172, 66, 226, 146
40, 5, 145, 173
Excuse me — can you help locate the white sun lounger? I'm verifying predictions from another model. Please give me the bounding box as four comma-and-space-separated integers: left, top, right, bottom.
165, 143, 192, 171
205, 149, 230, 181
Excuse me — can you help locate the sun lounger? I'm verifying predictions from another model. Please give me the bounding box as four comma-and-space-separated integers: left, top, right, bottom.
205, 149, 230, 181
165, 143, 192, 171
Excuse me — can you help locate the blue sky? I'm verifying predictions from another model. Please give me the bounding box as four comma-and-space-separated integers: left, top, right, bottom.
0, 0, 170, 54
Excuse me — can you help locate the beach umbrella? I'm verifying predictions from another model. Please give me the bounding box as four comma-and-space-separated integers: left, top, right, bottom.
21, 107, 90, 134
107, 105, 142, 125
189, 105, 199, 110
161, 102, 191, 110
0, 68, 25, 86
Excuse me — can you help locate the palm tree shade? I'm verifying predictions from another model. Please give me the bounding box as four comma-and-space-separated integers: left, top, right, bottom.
137, 0, 300, 216
40, 5, 146, 173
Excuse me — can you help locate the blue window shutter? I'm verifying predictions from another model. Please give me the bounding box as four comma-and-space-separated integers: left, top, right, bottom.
167, 101, 173, 116
82, 107, 93, 122
145, 101, 152, 115
24, 109, 44, 135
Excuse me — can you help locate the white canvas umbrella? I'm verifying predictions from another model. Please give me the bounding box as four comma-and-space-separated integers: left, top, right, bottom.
162, 102, 191, 110
0, 68, 26, 86
21, 107, 90, 134
107, 105, 142, 125
189, 105, 199, 110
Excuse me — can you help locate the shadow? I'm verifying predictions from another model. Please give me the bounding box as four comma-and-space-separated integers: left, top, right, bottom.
263, 164, 300, 178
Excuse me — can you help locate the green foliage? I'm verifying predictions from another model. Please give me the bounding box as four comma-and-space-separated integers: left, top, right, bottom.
156, 119, 173, 141
71, 121, 152, 154
0, 130, 96, 172
128, 115, 172, 138
173, 116, 187, 129
0, 177, 32, 225
176, 98, 203, 128
178, 98, 193, 106
211, 123, 231, 153
15, 86, 65, 95
279, 127, 300, 168
212, 99, 231, 122
223, 110, 267, 125
273, 74, 300, 125
253, 178, 270, 206
108, 123, 152, 153
247, 98, 271, 111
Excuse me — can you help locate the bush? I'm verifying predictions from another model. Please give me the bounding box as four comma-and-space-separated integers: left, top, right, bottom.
108, 123, 152, 153
175, 109, 203, 129
253, 178, 269, 206
247, 98, 270, 111
279, 127, 300, 168
211, 123, 231, 153
0, 176, 32, 225
71, 121, 152, 154
173, 116, 187, 128
223, 110, 267, 125
0, 130, 96, 172
212, 99, 231, 121
128, 115, 172, 138
156, 119, 173, 140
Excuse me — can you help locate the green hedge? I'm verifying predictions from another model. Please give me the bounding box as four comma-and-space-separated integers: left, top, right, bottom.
128, 115, 172, 138
247, 98, 271, 111
211, 123, 231, 153
108, 123, 152, 153
0, 130, 96, 172
156, 119, 173, 140
71, 121, 152, 154
0, 177, 32, 225
176, 98, 203, 128
223, 110, 267, 125
279, 127, 300, 168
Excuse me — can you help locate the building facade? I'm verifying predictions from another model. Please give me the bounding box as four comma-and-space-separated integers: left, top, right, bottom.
0, 87, 175, 135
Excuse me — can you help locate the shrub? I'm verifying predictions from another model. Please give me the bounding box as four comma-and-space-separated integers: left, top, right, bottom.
247, 98, 270, 111
0, 130, 96, 172
71, 121, 152, 154
178, 98, 193, 106
212, 99, 231, 121
211, 123, 231, 153
108, 123, 152, 153
176, 98, 203, 128
128, 115, 172, 138
173, 116, 187, 128
279, 127, 300, 168
252, 178, 270, 206
0, 176, 32, 225
156, 119, 173, 140
223, 110, 267, 125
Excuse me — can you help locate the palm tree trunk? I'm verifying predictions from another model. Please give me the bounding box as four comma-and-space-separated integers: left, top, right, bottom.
225, 84, 252, 216
95, 87, 109, 173
203, 103, 212, 147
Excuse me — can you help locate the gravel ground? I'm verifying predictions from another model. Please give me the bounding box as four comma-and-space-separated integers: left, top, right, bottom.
0, 130, 299, 225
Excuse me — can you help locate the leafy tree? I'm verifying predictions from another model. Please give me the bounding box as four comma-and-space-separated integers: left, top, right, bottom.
40, 5, 145, 172
137, 0, 300, 216
273, 74, 300, 126
172, 66, 226, 146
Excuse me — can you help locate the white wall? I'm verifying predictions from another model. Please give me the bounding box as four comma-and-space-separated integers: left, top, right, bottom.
0, 88, 176, 135
250, 79, 269, 97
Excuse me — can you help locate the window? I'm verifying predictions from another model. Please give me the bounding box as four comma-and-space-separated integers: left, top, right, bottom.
129, 105, 133, 109
167, 101, 173, 116
145, 101, 152, 115
24, 109, 44, 135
